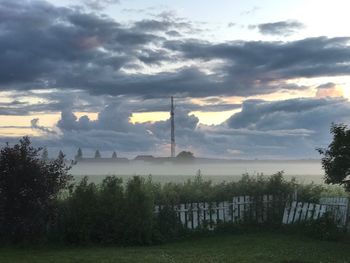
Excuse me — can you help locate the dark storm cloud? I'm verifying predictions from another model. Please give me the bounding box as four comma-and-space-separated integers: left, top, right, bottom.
1, 0, 350, 99
0, 0, 164, 87
2, 96, 350, 159
165, 37, 350, 95
189, 97, 350, 158
252, 20, 304, 36
226, 97, 350, 143
49, 97, 350, 158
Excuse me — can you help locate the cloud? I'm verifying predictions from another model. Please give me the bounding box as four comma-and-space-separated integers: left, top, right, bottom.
2, 96, 350, 159
251, 20, 305, 36
81, 0, 120, 10
44, 97, 350, 159
316, 83, 343, 98
1, 1, 350, 100
165, 37, 350, 96
30, 118, 56, 134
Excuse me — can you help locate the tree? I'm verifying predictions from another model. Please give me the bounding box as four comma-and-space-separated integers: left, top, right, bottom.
112, 151, 117, 159
176, 151, 195, 162
0, 137, 72, 243
41, 147, 48, 161
58, 150, 64, 159
94, 150, 101, 159
318, 123, 350, 191
75, 148, 83, 160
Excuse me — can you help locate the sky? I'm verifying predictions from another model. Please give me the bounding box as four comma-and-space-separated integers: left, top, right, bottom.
1, 0, 350, 159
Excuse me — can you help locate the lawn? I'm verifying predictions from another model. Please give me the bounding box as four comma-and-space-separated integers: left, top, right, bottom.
1, 233, 349, 263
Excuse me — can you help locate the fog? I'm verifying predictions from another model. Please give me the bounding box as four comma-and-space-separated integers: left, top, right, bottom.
71, 160, 325, 184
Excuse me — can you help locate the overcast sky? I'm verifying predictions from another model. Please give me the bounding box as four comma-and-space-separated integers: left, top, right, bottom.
1, 0, 350, 159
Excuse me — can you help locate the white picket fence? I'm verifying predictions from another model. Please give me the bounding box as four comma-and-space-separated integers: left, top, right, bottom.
156, 195, 350, 229
320, 197, 349, 226
156, 195, 286, 229
281, 197, 349, 226
282, 201, 327, 224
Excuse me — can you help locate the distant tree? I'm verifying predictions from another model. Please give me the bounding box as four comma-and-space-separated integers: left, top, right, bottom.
112, 151, 117, 159
176, 151, 195, 162
75, 148, 83, 160
58, 150, 64, 159
94, 150, 101, 159
0, 137, 72, 243
41, 147, 48, 161
318, 123, 350, 191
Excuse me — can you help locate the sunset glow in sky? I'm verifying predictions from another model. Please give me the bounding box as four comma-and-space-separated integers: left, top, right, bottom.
1, 0, 350, 159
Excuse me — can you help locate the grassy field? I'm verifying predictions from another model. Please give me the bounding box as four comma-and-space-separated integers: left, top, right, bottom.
1, 233, 349, 263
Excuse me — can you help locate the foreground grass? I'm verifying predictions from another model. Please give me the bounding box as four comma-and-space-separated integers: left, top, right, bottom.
1, 233, 349, 263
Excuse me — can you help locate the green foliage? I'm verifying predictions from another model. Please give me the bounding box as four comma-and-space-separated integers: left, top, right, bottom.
58, 176, 156, 245
123, 176, 155, 245
155, 205, 186, 242
0, 137, 72, 244
318, 123, 350, 191
155, 171, 299, 204
287, 213, 345, 241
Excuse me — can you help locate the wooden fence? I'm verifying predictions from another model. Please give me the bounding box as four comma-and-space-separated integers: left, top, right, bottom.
282, 201, 327, 224
282, 197, 349, 226
156, 195, 350, 229
155, 195, 287, 230
320, 197, 349, 226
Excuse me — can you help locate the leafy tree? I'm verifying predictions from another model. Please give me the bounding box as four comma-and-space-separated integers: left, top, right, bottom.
94, 150, 101, 159
62, 177, 99, 244
0, 137, 72, 243
123, 176, 155, 245
318, 123, 350, 191
41, 147, 48, 161
96, 176, 124, 243
176, 151, 195, 162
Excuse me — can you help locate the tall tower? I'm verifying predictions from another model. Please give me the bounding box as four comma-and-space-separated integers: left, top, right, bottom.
170, 96, 175, 158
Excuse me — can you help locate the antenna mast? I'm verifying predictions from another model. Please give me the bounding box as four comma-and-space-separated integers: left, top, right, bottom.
170, 96, 175, 158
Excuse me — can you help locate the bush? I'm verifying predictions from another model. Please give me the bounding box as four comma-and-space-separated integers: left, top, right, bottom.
0, 137, 72, 244
56, 176, 158, 245
284, 213, 345, 241
155, 205, 185, 241
122, 176, 155, 245
302, 213, 345, 241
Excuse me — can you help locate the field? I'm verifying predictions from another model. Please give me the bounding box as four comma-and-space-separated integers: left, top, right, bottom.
1, 233, 350, 263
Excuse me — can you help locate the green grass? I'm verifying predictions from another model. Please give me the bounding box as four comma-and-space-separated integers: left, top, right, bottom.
1, 233, 349, 263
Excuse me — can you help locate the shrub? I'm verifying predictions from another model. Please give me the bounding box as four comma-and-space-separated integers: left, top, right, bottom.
155, 205, 185, 241
122, 176, 155, 245
0, 137, 71, 244
302, 213, 344, 241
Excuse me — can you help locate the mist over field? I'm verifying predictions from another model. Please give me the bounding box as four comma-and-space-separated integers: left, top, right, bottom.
71, 160, 324, 184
